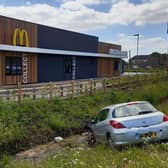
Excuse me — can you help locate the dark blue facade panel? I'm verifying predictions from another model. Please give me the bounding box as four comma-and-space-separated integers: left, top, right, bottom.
38, 54, 72, 82
38, 25, 98, 53
38, 55, 98, 82
76, 57, 97, 79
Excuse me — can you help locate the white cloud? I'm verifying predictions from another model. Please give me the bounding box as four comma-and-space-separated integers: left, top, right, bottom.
114, 34, 168, 56
75, 0, 107, 5
61, 0, 109, 5
0, 0, 167, 32
0, 0, 167, 55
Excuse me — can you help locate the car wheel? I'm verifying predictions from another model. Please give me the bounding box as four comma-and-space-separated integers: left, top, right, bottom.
107, 134, 114, 148
87, 130, 96, 146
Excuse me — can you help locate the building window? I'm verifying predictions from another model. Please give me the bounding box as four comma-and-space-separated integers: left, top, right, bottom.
114, 61, 119, 71
64, 59, 72, 73
5, 57, 22, 75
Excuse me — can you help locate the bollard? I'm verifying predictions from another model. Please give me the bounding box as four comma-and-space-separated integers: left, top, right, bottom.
90, 80, 93, 95
18, 82, 22, 104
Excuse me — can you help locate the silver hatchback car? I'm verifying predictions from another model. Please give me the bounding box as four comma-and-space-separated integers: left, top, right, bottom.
89, 101, 168, 145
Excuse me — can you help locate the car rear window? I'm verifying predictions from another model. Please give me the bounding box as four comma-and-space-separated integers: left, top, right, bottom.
113, 102, 157, 118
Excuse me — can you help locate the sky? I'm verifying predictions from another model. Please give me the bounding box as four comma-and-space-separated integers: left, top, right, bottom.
0, 0, 168, 57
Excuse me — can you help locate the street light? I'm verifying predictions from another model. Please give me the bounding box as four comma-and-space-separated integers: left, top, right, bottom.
166, 22, 168, 71
133, 33, 140, 57
133, 33, 140, 74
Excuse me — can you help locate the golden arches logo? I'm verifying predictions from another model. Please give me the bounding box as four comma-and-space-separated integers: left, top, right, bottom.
13, 28, 29, 47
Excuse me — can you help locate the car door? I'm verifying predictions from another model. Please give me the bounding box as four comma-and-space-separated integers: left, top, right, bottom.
94, 109, 109, 141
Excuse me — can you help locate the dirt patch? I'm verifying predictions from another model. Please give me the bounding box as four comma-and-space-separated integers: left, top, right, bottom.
16, 142, 63, 160
15, 133, 88, 161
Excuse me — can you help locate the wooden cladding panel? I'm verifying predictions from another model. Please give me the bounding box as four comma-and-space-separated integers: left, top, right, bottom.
0, 52, 37, 85
0, 15, 37, 47
97, 58, 114, 77
0, 17, 4, 44
98, 42, 121, 54
98, 42, 121, 77
97, 58, 121, 78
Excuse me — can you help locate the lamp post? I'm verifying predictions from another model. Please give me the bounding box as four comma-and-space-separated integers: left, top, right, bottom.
133, 33, 140, 74
133, 33, 140, 57
166, 22, 168, 72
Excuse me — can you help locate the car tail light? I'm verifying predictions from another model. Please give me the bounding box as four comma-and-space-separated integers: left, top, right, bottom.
163, 115, 168, 122
109, 120, 126, 129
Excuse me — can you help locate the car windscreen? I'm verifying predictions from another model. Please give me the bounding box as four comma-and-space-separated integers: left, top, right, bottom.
113, 103, 157, 118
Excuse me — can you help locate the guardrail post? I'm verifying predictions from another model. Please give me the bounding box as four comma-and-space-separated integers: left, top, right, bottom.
93, 81, 96, 93
118, 76, 121, 89
33, 88, 36, 100
79, 83, 83, 94
76, 81, 80, 95
49, 82, 54, 100
103, 79, 106, 93
90, 79, 93, 95
18, 82, 22, 104
135, 73, 138, 85
6, 89, 10, 101
71, 81, 74, 98
60, 86, 64, 97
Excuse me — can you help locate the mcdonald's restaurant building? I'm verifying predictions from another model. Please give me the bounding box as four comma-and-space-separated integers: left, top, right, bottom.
0, 15, 127, 85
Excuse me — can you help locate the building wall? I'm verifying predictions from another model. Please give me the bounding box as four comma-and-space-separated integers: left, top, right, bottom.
0, 16, 37, 47
38, 54, 72, 82
76, 57, 97, 79
98, 42, 121, 77
0, 16, 38, 85
0, 15, 123, 85
0, 51, 37, 85
38, 55, 97, 82
0, 15, 99, 84
37, 24, 99, 82
97, 58, 114, 77
131, 55, 168, 69
38, 25, 98, 52
98, 42, 121, 53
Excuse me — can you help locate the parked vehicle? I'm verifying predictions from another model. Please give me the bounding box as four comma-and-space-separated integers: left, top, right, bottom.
87, 101, 168, 146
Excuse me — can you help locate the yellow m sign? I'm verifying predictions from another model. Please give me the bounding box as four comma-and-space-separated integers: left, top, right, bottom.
13, 28, 29, 47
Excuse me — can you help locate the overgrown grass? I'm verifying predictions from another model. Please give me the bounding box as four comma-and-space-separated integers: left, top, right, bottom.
0, 81, 168, 154
6, 100, 168, 168
5, 142, 168, 168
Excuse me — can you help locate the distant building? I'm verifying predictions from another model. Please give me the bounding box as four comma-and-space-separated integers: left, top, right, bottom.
130, 54, 168, 69
122, 60, 128, 71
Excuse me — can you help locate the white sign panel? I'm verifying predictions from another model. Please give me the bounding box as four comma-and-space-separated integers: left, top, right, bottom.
109, 49, 127, 57
72, 56, 76, 80
22, 55, 29, 84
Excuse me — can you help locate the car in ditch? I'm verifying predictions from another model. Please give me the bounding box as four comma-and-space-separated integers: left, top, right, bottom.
87, 101, 168, 146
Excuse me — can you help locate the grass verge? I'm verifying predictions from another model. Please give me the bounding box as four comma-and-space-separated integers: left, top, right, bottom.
0, 81, 168, 155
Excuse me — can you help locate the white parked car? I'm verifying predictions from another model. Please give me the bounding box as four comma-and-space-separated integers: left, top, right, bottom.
88, 101, 168, 146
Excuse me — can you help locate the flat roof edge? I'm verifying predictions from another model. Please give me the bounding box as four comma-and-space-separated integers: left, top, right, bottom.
0, 44, 127, 59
